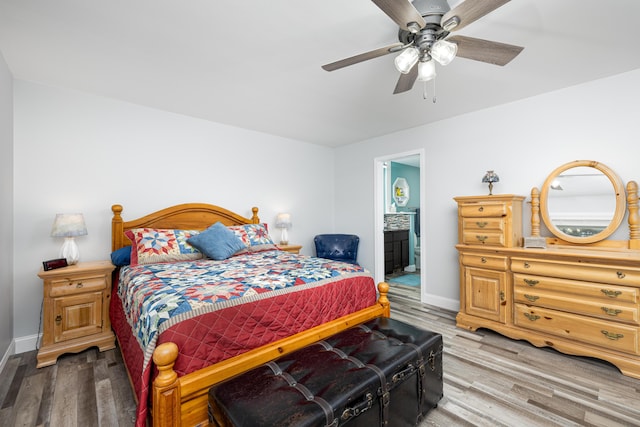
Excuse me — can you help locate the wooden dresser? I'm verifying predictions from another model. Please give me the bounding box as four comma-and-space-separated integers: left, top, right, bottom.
455, 180, 640, 379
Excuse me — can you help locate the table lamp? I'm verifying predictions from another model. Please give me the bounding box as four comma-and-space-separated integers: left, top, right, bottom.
50, 213, 88, 264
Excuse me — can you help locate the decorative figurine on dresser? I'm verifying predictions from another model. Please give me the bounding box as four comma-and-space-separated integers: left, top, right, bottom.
37, 260, 116, 367
455, 160, 640, 379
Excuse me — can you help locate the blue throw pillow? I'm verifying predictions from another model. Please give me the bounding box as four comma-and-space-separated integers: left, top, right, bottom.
187, 222, 246, 260
111, 246, 131, 266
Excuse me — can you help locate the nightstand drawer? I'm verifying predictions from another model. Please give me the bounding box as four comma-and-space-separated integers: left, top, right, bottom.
50, 275, 107, 297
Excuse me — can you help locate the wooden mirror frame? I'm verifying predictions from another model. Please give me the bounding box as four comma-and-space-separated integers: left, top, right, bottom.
539, 160, 626, 244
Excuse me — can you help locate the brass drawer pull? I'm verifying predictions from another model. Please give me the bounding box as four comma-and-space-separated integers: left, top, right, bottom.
524, 294, 539, 302
481, 257, 487, 263
601, 307, 622, 316
524, 279, 539, 287
524, 313, 540, 321
478, 206, 484, 212
601, 289, 622, 298
500, 291, 505, 301
476, 235, 488, 243
76, 282, 83, 288
55, 315, 62, 325
523, 262, 530, 269
476, 221, 488, 228
601, 330, 624, 341
616, 271, 626, 279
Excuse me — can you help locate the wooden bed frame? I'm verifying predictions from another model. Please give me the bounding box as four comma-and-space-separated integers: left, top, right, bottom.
111, 203, 390, 427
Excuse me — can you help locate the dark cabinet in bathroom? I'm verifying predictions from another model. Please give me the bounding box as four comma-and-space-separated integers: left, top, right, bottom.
384, 230, 410, 274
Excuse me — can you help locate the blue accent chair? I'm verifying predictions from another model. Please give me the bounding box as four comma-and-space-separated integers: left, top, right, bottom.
314, 234, 360, 265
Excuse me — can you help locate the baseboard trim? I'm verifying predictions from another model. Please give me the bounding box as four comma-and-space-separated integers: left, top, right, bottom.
421, 292, 459, 312
14, 333, 40, 354
0, 339, 15, 374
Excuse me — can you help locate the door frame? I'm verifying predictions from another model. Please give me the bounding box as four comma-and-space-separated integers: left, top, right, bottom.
374, 149, 425, 295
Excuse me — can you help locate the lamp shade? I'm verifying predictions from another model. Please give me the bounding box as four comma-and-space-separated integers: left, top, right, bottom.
481, 171, 500, 184
394, 47, 420, 74
430, 39, 457, 66
50, 213, 88, 237
275, 213, 292, 229
417, 60, 437, 82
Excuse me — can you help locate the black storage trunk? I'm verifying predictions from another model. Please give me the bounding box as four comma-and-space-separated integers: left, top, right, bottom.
208, 317, 443, 427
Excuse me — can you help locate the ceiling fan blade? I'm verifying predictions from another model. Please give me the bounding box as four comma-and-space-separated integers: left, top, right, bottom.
322, 42, 403, 71
441, 0, 510, 32
448, 35, 523, 66
371, 0, 426, 32
393, 64, 418, 94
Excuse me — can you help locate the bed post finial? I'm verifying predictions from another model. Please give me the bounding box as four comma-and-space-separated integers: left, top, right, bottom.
152, 342, 181, 427
111, 204, 124, 252
251, 206, 260, 224
377, 282, 390, 317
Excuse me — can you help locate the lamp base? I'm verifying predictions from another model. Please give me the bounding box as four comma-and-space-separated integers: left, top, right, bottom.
279, 228, 289, 246
60, 237, 80, 265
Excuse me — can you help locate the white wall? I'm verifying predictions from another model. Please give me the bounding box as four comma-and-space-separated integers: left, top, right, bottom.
0, 52, 14, 366
335, 69, 640, 310
12, 81, 335, 348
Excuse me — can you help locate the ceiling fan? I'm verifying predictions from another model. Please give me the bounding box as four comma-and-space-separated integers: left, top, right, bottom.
322, 0, 524, 95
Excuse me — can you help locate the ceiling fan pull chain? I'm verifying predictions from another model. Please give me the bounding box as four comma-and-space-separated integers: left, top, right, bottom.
422, 81, 428, 100
432, 79, 437, 103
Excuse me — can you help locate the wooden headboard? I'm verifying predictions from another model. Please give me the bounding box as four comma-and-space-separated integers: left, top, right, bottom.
111, 203, 260, 252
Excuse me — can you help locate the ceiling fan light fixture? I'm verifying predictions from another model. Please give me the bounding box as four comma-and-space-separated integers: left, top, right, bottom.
394, 47, 420, 74
430, 39, 458, 66
417, 60, 436, 82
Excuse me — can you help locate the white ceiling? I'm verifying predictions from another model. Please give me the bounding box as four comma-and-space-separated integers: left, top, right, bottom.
1, 0, 640, 147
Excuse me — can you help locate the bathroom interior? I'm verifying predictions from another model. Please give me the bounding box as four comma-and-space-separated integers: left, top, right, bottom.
383, 156, 421, 289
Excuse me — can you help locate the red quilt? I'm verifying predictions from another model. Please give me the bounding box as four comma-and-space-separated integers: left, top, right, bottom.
109, 250, 376, 426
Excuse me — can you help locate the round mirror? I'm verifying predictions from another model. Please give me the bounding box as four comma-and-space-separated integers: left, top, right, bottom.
540, 160, 626, 244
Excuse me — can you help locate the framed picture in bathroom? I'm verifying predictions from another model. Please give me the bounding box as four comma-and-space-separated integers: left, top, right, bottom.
393, 177, 410, 207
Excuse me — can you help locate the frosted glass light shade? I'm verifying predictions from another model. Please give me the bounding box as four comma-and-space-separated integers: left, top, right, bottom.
394, 47, 420, 74
417, 60, 436, 81
430, 40, 457, 66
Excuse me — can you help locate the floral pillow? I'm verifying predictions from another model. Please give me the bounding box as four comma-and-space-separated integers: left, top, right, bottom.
124, 228, 203, 265
227, 223, 277, 253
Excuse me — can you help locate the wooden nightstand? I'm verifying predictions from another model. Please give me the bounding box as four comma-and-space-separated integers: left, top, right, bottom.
37, 260, 116, 368
278, 244, 302, 254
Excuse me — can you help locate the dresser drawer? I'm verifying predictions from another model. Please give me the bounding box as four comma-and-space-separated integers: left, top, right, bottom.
513, 273, 639, 304
514, 288, 639, 325
511, 258, 640, 287
461, 253, 508, 270
462, 217, 505, 232
461, 231, 505, 247
49, 275, 107, 297
514, 304, 639, 355
459, 202, 507, 218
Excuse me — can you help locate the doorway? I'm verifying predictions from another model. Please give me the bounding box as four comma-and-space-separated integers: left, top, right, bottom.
374, 150, 425, 298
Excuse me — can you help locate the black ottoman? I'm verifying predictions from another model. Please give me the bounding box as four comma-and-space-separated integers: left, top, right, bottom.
208, 317, 443, 426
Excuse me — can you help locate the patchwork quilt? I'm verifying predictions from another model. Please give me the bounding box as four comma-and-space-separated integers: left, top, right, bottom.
111, 250, 377, 427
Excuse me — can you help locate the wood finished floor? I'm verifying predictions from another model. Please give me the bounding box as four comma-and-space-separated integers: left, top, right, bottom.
1, 283, 639, 426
